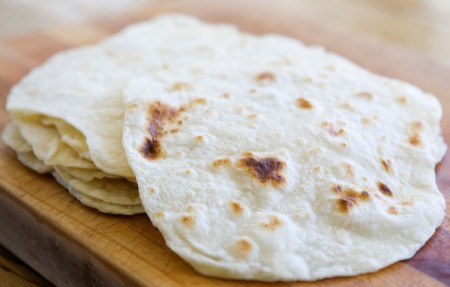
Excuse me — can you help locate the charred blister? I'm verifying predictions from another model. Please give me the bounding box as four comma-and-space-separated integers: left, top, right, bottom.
377, 181, 393, 197
140, 102, 179, 160
140, 99, 207, 160
237, 156, 286, 187
333, 185, 370, 214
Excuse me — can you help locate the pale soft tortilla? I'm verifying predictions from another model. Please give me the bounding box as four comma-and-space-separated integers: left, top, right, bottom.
3, 121, 142, 214
123, 63, 446, 281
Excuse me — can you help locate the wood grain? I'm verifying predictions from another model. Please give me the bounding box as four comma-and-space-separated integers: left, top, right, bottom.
0, 0, 449, 286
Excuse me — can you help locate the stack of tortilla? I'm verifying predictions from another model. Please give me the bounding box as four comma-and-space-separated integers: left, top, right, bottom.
2, 15, 447, 281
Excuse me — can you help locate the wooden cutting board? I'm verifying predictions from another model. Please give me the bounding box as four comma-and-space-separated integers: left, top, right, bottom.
0, 0, 449, 286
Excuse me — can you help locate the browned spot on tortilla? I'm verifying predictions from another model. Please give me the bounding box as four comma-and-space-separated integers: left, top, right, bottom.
313, 165, 321, 173
377, 182, 393, 196
154, 211, 165, 219
248, 89, 257, 93
141, 100, 205, 160
388, 206, 399, 215
128, 103, 139, 110
237, 156, 286, 187
242, 151, 253, 157
140, 102, 179, 160
256, 72, 276, 82
357, 92, 373, 100
184, 169, 192, 175
223, 93, 230, 98
195, 135, 204, 142
236, 239, 252, 256
401, 200, 414, 206
296, 98, 313, 109
362, 117, 372, 125
340, 102, 355, 111
181, 215, 195, 228
261, 216, 283, 231
335, 186, 370, 214
212, 158, 231, 168
409, 121, 423, 146
341, 142, 348, 148
342, 163, 355, 179
381, 159, 392, 173
192, 98, 207, 105
171, 82, 193, 91
230, 201, 244, 215
332, 184, 343, 193
248, 114, 258, 119
322, 122, 344, 136
397, 97, 407, 104
409, 134, 421, 146
149, 188, 155, 193
170, 128, 179, 133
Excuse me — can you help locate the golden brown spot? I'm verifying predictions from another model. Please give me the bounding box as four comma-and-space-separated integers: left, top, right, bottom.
377, 182, 393, 197
409, 135, 421, 146
170, 128, 180, 133
322, 122, 344, 136
140, 102, 179, 160
401, 200, 414, 206
195, 135, 204, 142
260, 216, 283, 231
342, 163, 355, 179
296, 98, 313, 109
381, 159, 392, 173
154, 211, 165, 219
313, 165, 321, 173
340, 102, 356, 111
237, 157, 286, 187
141, 100, 205, 160
212, 157, 231, 168
256, 71, 276, 82
334, 186, 370, 214
248, 89, 257, 93
397, 97, 407, 104
184, 169, 192, 175
408, 121, 423, 146
171, 82, 193, 91
362, 117, 372, 125
242, 151, 253, 157
236, 239, 252, 256
332, 184, 343, 193
192, 98, 207, 105
181, 215, 195, 228
341, 142, 348, 148
128, 103, 139, 110
388, 206, 399, 215
248, 114, 258, 119
357, 92, 373, 100
149, 188, 155, 193
230, 201, 244, 215
223, 93, 230, 98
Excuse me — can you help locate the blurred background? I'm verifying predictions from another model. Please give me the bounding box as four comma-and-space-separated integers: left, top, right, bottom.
0, 0, 449, 66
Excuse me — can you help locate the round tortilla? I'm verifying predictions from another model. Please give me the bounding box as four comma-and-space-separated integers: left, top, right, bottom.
122, 63, 446, 281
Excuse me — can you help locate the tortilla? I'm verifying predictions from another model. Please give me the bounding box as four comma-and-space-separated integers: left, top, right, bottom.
122, 63, 446, 281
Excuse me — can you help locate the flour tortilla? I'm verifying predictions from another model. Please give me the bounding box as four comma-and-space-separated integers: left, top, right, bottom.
123, 63, 446, 281
2, 121, 142, 214
5, 14, 254, 178
4, 14, 282, 213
